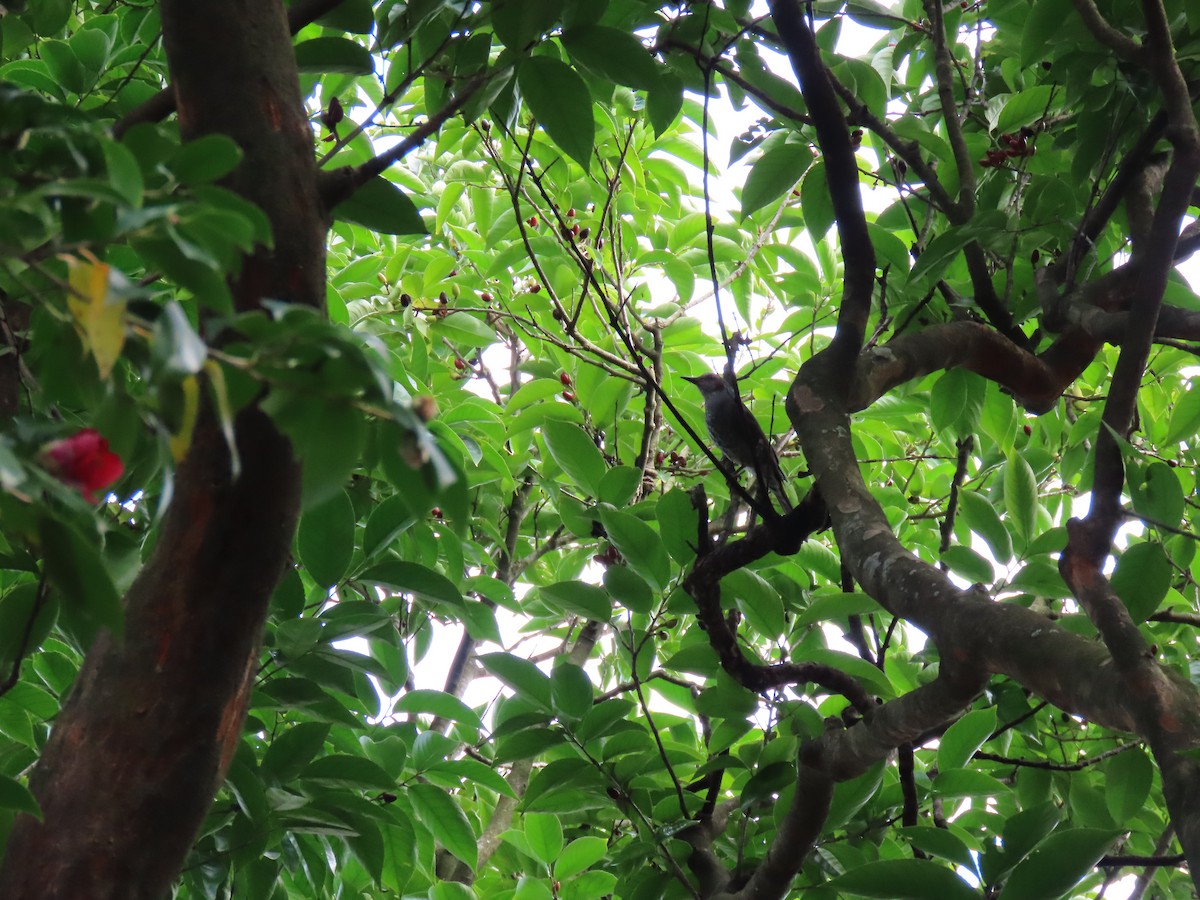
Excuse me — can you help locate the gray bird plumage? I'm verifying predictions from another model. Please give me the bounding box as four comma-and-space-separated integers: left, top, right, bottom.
684, 372, 792, 514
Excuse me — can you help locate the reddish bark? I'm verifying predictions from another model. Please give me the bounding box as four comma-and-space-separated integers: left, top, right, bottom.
0, 1, 325, 897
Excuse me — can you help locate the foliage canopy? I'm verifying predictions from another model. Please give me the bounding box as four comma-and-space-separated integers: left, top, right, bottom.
1, 0, 1200, 898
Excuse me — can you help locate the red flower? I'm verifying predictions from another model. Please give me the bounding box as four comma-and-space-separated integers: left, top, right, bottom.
43, 429, 124, 503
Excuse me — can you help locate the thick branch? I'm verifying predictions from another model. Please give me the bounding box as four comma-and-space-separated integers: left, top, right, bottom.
770, 0, 874, 369
111, 0, 347, 139
0, 2, 321, 896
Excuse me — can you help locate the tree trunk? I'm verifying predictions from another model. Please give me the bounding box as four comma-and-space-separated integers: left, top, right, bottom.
0, 1, 325, 897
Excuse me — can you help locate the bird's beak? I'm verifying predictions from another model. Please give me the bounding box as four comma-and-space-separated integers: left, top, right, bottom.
682, 375, 703, 386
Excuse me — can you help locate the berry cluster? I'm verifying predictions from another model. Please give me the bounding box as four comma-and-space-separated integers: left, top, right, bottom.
592, 544, 622, 567
653, 449, 688, 469
980, 131, 1034, 168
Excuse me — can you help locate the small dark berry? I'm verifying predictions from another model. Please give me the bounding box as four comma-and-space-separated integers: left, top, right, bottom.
572, 224, 581, 236
567, 207, 576, 217
481, 119, 491, 132
562, 390, 576, 402
1023, 424, 1033, 436
480, 291, 493, 302
560, 371, 572, 385
431, 507, 443, 518
400, 292, 412, 307
578, 227, 590, 241
528, 215, 538, 227
454, 357, 465, 370
439, 291, 448, 305
654, 450, 665, 465
561, 225, 574, 240
530, 282, 541, 293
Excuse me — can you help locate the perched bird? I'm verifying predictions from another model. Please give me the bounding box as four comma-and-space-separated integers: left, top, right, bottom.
684, 372, 792, 513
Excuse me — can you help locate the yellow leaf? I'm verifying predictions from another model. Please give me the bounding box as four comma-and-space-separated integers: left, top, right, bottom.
66, 256, 126, 379
169, 375, 200, 462
204, 360, 241, 478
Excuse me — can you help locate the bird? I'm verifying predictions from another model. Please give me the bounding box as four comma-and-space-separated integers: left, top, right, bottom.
683, 372, 793, 514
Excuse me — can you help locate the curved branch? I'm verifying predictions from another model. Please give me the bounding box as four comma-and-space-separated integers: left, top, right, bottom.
318, 70, 491, 211
770, 0, 874, 369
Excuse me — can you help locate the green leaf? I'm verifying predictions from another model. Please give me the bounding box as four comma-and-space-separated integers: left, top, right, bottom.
28, 0, 71, 36
539, 581, 611, 622
262, 722, 330, 780
554, 835, 608, 879
317, 0, 374, 33
1110, 541, 1172, 622
1020, 0, 1072, 66
598, 465, 640, 507
1130, 461, 1183, 527
647, 71, 684, 136
518, 57, 594, 171
0, 774, 41, 820
0, 584, 57, 671
909, 226, 973, 286
899, 826, 976, 870
491, 0, 558, 50
479, 652, 552, 709
725, 569, 786, 638
938, 707, 997, 771
997, 828, 1119, 900
524, 811, 563, 865
829, 859, 978, 900
940, 545, 994, 584
362, 494, 416, 560
929, 369, 984, 438
1002, 451, 1039, 543
561, 26, 660, 90
1104, 748, 1152, 824
598, 507, 670, 591
39, 517, 122, 632
40, 40, 86, 93
360, 561, 463, 608
409, 782, 478, 870
933, 768, 1010, 799
550, 663, 593, 721
297, 489, 355, 588
294, 36, 374, 75
541, 420, 606, 497
995, 85, 1056, 134
301, 754, 396, 791
799, 160, 834, 240
169, 135, 243, 185
805, 648, 894, 697
434, 757, 518, 799
263, 392, 366, 508
740, 142, 812, 220
393, 689, 484, 731
331, 176, 427, 236
603, 565, 654, 614
957, 491, 1013, 564
1166, 380, 1200, 443
657, 487, 701, 565
796, 590, 882, 626
101, 139, 143, 208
